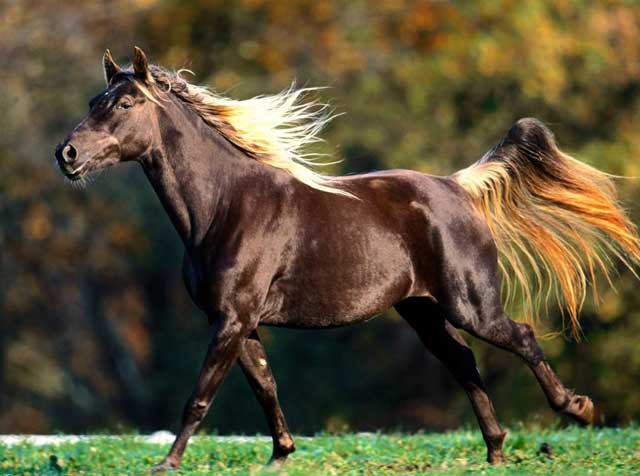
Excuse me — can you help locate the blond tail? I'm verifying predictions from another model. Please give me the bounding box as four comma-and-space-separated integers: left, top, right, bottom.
452, 118, 640, 336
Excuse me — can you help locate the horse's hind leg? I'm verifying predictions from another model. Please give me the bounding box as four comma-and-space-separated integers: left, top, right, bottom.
396, 298, 507, 464
460, 311, 599, 425
238, 331, 295, 466
439, 263, 600, 426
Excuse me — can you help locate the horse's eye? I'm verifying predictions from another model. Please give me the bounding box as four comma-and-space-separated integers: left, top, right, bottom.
117, 102, 132, 110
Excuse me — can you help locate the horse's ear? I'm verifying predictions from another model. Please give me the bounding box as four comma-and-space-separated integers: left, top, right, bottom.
132, 46, 153, 83
103, 49, 121, 85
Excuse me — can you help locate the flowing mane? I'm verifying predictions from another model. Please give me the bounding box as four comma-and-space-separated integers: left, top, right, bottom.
127, 65, 351, 196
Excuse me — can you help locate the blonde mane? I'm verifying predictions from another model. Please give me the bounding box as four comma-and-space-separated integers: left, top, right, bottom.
131, 66, 351, 197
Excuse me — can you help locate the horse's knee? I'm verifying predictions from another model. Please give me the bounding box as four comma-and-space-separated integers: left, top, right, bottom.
183, 397, 209, 423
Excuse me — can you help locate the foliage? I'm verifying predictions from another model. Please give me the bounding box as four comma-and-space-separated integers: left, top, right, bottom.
1, 0, 640, 435
1, 427, 639, 475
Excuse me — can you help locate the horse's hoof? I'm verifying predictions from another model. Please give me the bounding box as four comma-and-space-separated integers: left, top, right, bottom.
267, 455, 289, 469
487, 452, 505, 465
150, 459, 178, 474
486, 430, 507, 465
565, 395, 603, 426
266, 439, 295, 469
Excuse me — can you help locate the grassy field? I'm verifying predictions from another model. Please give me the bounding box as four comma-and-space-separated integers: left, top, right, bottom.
1, 426, 638, 475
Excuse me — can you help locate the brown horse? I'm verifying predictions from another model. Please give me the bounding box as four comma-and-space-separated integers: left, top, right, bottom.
55, 47, 640, 472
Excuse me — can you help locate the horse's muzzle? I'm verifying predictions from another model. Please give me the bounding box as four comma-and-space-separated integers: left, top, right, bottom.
54, 140, 84, 178
55, 141, 78, 165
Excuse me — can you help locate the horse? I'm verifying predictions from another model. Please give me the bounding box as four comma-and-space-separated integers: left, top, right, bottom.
55, 47, 640, 472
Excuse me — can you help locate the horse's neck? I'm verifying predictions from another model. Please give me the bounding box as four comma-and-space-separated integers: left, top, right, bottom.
141, 107, 253, 250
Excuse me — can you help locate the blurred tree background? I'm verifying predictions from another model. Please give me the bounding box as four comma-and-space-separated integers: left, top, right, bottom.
2, 0, 640, 436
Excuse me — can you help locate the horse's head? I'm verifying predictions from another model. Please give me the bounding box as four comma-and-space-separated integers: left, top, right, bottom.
55, 47, 158, 181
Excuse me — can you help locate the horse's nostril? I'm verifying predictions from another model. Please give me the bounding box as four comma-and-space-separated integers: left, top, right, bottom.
62, 143, 78, 163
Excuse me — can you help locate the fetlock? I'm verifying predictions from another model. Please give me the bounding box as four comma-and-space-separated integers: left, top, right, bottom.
269, 434, 295, 466
485, 430, 507, 464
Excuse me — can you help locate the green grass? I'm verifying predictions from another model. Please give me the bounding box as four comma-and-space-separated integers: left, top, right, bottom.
1, 427, 639, 475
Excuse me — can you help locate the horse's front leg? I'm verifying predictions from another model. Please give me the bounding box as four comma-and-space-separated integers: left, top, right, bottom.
238, 331, 295, 466
151, 315, 247, 473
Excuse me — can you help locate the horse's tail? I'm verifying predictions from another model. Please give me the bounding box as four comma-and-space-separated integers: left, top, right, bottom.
452, 117, 640, 336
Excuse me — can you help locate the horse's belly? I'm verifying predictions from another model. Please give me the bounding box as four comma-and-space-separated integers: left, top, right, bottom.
260, 262, 414, 328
